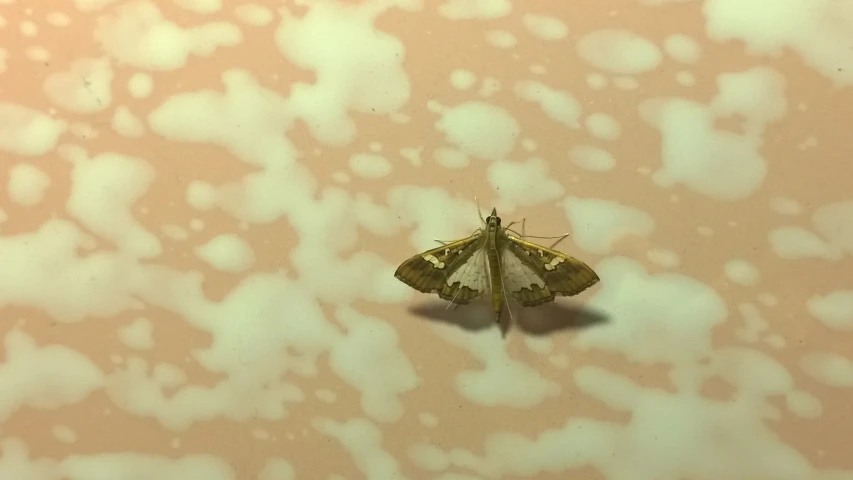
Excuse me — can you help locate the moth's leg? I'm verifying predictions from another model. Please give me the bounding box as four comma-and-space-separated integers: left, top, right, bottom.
504, 218, 526, 238
434, 229, 480, 245
548, 232, 571, 249
505, 215, 571, 248
506, 228, 572, 248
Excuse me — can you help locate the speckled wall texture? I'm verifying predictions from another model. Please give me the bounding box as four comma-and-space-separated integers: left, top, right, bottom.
0, 1, 851, 479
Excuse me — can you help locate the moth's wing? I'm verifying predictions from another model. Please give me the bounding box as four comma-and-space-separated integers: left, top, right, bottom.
440, 242, 490, 304
394, 233, 489, 305
499, 233, 599, 307
499, 241, 554, 306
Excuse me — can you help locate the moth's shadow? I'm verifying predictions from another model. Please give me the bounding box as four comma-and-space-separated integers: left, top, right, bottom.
408, 299, 609, 336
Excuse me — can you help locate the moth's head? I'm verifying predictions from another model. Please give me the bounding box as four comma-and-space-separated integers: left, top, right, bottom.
486, 208, 501, 228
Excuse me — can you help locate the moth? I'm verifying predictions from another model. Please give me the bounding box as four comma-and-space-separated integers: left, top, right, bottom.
394, 207, 599, 324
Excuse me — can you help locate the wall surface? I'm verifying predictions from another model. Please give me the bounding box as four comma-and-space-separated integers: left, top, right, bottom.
0, 1, 852, 479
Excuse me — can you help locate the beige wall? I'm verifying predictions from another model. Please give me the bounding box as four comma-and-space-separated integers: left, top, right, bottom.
0, 1, 851, 479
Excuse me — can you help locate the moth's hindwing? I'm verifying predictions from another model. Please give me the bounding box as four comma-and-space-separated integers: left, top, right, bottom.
498, 232, 599, 307
394, 232, 489, 304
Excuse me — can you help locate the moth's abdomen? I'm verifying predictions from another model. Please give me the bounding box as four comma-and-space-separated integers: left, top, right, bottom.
486, 234, 503, 321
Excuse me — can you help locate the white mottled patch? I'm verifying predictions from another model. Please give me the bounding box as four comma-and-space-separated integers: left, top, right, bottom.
812, 200, 853, 255
418, 412, 438, 427
569, 145, 616, 172
724, 258, 760, 286
576, 29, 663, 74
349, 153, 392, 179
449, 69, 477, 90
647, 248, 680, 268
484, 29, 517, 48
117, 317, 155, 350
807, 290, 853, 332
0, 103, 68, 156
258, 458, 296, 480
127, 73, 153, 98
584, 112, 622, 141
799, 352, 853, 387
663, 34, 702, 64
435, 101, 520, 160
768, 226, 841, 260
195, 233, 256, 273
639, 67, 784, 201
52, 424, 79, 444
429, 323, 561, 408
43, 57, 114, 114
769, 196, 802, 216
6, 162, 51, 207
704, 0, 853, 86
313, 417, 405, 479
514, 80, 582, 128
522, 13, 568, 41
488, 157, 564, 208
574, 257, 727, 366
562, 196, 656, 255
235, 4, 273, 26
433, 147, 470, 169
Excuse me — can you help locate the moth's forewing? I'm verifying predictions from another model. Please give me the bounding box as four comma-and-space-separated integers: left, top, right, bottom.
498, 230, 599, 307
394, 232, 489, 304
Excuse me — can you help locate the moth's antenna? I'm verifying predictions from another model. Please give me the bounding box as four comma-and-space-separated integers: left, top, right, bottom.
448, 288, 463, 309
507, 229, 571, 242
503, 290, 514, 324
475, 197, 486, 226
448, 275, 466, 309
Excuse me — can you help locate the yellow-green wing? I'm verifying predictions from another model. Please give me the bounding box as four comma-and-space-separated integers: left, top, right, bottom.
394, 232, 490, 305
498, 233, 599, 307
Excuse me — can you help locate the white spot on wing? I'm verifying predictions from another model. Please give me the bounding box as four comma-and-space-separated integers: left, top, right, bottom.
544, 256, 565, 271
422, 254, 445, 269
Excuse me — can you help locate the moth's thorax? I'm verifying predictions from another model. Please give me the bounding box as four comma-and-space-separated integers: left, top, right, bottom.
484, 212, 504, 320
485, 213, 501, 232
485, 215, 501, 244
